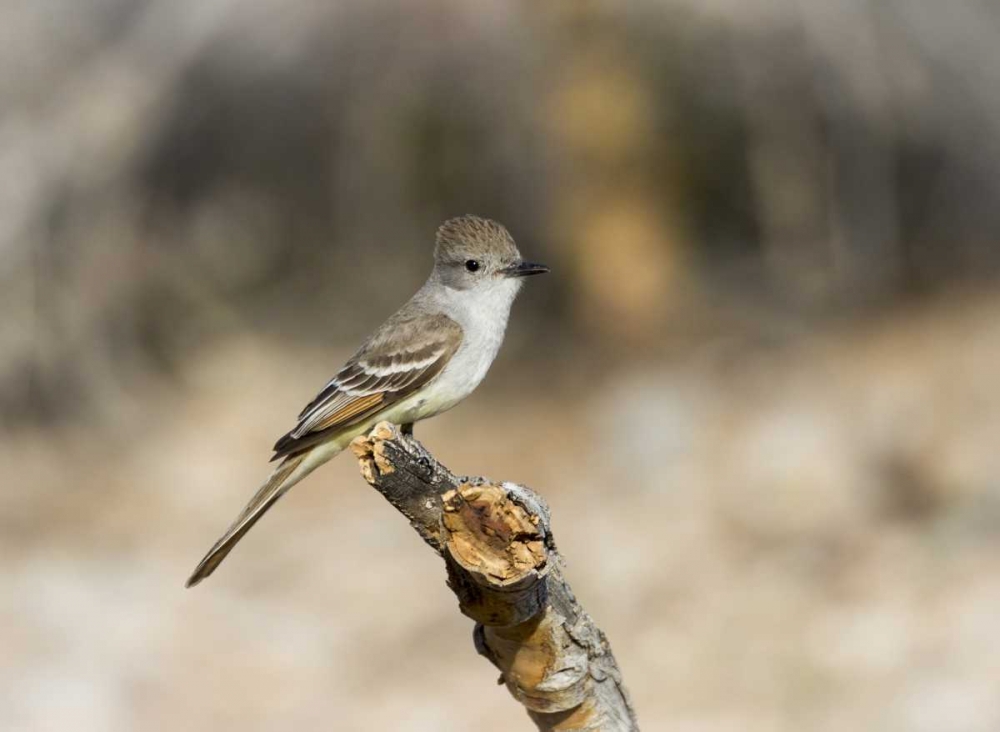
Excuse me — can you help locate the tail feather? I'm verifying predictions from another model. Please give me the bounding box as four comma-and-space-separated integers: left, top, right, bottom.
185, 453, 308, 587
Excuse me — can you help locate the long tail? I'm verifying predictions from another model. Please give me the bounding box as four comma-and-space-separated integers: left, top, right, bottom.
186, 449, 321, 587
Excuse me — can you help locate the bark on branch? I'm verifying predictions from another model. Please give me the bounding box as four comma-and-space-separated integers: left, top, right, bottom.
350, 422, 638, 732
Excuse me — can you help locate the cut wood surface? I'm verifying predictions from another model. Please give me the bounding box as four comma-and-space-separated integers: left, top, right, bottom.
351, 422, 638, 732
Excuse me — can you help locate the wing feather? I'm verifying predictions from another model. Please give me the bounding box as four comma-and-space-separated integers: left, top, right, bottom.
271, 312, 463, 460
302, 392, 385, 433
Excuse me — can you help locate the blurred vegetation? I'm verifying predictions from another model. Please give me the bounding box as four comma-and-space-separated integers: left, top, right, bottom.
4, 0, 1000, 428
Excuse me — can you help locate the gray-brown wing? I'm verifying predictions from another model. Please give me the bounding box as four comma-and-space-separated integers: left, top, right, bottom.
271, 311, 463, 459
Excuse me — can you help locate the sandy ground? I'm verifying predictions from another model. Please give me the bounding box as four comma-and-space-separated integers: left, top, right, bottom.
4, 294, 1000, 731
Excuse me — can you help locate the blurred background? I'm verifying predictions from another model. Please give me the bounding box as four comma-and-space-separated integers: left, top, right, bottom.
3, 0, 1000, 729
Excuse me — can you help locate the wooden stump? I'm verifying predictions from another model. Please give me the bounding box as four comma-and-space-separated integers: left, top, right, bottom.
351, 422, 638, 732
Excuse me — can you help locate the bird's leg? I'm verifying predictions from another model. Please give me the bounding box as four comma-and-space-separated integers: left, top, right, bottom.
400, 423, 431, 471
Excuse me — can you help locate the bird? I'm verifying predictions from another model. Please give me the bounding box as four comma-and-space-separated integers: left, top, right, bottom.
185, 215, 549, 587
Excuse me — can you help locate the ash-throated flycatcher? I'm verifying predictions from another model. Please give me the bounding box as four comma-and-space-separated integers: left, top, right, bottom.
186, 215, 548, 586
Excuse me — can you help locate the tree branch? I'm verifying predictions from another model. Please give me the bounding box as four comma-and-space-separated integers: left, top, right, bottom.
350, 422, 638, 732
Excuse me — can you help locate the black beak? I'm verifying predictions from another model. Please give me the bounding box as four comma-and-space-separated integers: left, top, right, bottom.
503, 260, 550, 278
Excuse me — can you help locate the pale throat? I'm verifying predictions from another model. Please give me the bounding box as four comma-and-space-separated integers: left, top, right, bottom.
447, 277, 520, 341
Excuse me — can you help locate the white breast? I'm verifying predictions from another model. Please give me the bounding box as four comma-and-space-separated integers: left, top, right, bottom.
389, 277, 521, 424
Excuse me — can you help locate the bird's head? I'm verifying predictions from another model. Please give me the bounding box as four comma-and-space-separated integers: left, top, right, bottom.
433, 215, 549, 293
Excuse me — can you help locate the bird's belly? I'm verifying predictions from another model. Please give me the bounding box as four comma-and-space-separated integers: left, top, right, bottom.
385, 342, 497, 425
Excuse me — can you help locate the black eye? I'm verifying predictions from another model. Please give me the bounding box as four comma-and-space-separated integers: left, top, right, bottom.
465, 260, 480, 272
